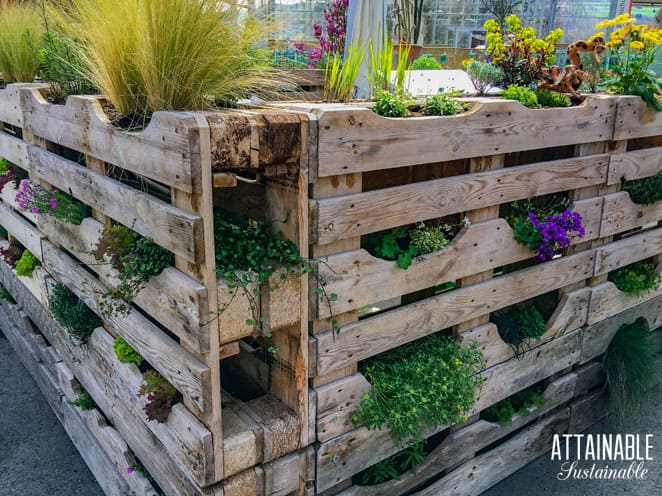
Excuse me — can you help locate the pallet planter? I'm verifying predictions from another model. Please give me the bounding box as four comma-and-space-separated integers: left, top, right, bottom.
1, 84, 661, 496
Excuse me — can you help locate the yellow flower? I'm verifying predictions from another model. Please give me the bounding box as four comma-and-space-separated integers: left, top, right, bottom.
606, 39, 622, 47
596, 19, 615, 29
588, 32, 605, 42
629, 41, 645, 50
614, 13, 632, 24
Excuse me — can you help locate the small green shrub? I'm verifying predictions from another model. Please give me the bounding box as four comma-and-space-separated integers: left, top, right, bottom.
534, 88, 571, 107
609, 261, 661, 296
409, 223, 451, 254
354, 334, 484, 445
481, 386, 545, 426
357, 441, 426, 485
622, 171, 662, 205
0, 3, 44, 83
114, 336, 144, 366
411, 56, 442, 70
603, 320, 658, 426
491, 304, 546, 355
68, 387, 95, 411
372, 90, 410, 117
0, 284, 14, 303
49, 283, 101, 345
422, 93, 470, 116
500, 85, 539, 108
466, 60, 504, 95
0, 159, 9, 175
138, 370, 179, 423
15, 250, 40, 277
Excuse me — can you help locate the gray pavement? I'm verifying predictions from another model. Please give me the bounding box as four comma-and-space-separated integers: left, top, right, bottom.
1, 324, 660, 496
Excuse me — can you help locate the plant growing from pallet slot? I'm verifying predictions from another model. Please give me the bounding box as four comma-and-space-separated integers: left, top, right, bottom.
0, 3, 44, 83
127, 460, 166, 496
508, 197, 585, 261
68, 387, 95, 411
14, 179, 89, 225
137, 370, 179, 424
603, 319, 659, 427
113, 336, 144, 366
353, 334, 485, 445
94, 223, 173, 317
15, 249, 40, 277
0, 284, 14, 303
372, 90, 411, 117
608, 260, 661, 296
534, 88, 571, 107
357, 440, 426, 485
49, 282, 101, 345
481, 386, 545, 426
422, 91, 471, 116
0, 238, 25, 269
490, 304, 546, 356
0, 226, 6, 240
622, 171, 662, 205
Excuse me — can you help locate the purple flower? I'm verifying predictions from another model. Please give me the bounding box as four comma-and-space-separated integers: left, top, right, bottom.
127, 467, 134, 474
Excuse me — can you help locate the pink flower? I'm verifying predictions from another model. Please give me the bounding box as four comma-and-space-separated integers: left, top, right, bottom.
31, 206, 39, 213
127, 467, 134, 474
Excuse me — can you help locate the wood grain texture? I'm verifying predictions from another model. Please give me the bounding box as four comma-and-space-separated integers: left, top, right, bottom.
0, 201, 44, 260
312, 95, 616, 177
0, 83, 44, 126
587, 279, 662, 325
607, 146, 662, 184
600, 192, 662, 237
38, 216, 209, 352
594, 226, 662, 275
613, 95, 662, 140
29, 145, 203, 263
0, 131, 29, 169
20, 90, 200, 193
40, 240, 212, 417
317, 197, 601, 318
312, 154, 608, 244
315, 251, 595, 375
315, 374, 372, 443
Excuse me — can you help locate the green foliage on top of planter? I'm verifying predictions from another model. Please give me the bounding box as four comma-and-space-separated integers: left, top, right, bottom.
357, 440, 426, 485
481, 386, 545, 426
535, 88, 571, 107
15, 250, 40, 277
68, 387, 95, 411
500, 85, 538, 108
491, 304, 546, 355
113, 336, 144, 366
466, 60, 503, 95
411, 56, 442, 70
49, 282, 101, 345
622, 171, 662, 205
422, 93, 470, 116
372, 90, 410, 117
609, 261, 661, 296
353, 334, 484, 445
0, 3, 44, 83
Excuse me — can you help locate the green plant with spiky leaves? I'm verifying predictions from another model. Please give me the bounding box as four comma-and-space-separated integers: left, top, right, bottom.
466, 60, 504, 95
324, 41, 366, 102
0, 3, 44, 83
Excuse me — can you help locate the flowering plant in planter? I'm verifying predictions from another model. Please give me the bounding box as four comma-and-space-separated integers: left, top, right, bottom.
14, 179, 89, 224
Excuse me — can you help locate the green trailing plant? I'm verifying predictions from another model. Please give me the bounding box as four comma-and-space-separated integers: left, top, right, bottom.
353, 334, 484, 445
372, 90, 410, 118
324, 41, 366, 102
68, 387, 95, 411
49, 282, 101, 345
491, 304, 546, 356
622, 171, 662, 205
0, 238, 24, 269
500, 85, 538, 108
51, 0, 281, 115
609, 261, 661, 296
357, 440, 426, 485
481, 386, 545, 426
0, 284, 14, 303
534, 88, 571, 107
39, 30, 98, 101
137, 370, 179, 423
466, 60, 504, 95
94, 224, 173, 317
0, 3, 44, 83
15, 250, 40, 277
411, 56, 442, 70
422, 93, 470, 116
114, 336, 144, 366
603, 320, 658, 426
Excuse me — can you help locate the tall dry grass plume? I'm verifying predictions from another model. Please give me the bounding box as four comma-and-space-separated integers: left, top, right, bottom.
0, 2, 44, 83
51, 0, 282, 115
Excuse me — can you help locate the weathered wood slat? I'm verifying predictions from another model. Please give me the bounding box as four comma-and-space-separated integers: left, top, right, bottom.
29, 145, 202, 263
315, 330, 583, 492
588, 279, 662, 325
38, 216, 210, 353
0, 130, 30, 168
313, 95, 615, 177
607, 146, 662, 184
594, 226, 662, 275
0, 201, 44, 260
614, 95, 662, 140
20, 90, 200, 193
312, 154, 608, 244
315, 251, 595, 375
40, 240, 212, 416
315, 374, 372, 443
0, 83, 44, 126
317, 197, 601, 318
600, 192, 662, 237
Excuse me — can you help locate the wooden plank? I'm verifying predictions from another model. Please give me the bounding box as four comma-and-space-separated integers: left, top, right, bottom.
613, 95, 662, 140
40, 240, 212, 417
312, 154, 609, 244
315, 250, 595, 375
568, 389, 610, 433
588, 279, 662, 325
0, 83, 44, 127
600, 192, 662, 237
29, 145, 202, 263
411, 409, 572, 496
21, 90, 200, 193
314, 330, 583, 492
0, 201, 44, 260
594, 226, 662, 275
315, 374, 372, 443
607, 146, 662, 185
0, 131, 30, 169
313, 95, 616, 177
217, 278, 256, 344
39, 215, 210, 353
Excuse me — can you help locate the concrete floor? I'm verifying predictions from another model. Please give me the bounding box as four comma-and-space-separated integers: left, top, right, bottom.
1, 325, 660, 496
